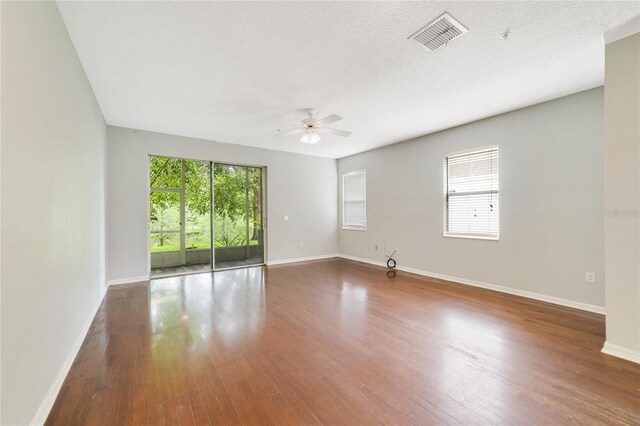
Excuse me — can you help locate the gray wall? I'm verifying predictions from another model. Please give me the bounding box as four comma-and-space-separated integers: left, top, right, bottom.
1, 2, 107, 424
107, 126, 337, 281
604, 33, 640, 360
338, 88, 605, 309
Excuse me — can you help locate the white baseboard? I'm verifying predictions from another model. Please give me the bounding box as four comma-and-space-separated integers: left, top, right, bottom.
339, 254, 387, 268
602, 342, 640, 364
338, 254, 606, 315
107, 275, 150, 286
267, 253, 339, 266
30, 283, 108, 425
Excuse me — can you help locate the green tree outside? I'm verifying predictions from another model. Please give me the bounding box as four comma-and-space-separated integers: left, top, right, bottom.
149, 157, 262, 252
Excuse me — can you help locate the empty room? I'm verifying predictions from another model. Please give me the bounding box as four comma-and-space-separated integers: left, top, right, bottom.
2, 1, 640, 425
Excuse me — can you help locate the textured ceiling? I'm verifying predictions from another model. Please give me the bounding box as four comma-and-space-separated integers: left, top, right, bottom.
57, 1, 639, 159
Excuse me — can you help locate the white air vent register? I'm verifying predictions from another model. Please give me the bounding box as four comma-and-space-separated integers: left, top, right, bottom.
409, 13, 469, 50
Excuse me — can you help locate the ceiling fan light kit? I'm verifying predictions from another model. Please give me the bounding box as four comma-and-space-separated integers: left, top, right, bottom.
276, 108, 351, 145
300, 131, 321, 144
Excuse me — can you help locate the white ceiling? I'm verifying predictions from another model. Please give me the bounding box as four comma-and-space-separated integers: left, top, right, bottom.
57, 1, 639, 159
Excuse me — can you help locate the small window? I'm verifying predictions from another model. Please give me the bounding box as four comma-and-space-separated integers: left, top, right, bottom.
343, 170, 366, 230
444, 146, 499, 239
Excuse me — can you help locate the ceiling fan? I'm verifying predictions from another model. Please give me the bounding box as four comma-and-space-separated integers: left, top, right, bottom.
276, 108, 351, 144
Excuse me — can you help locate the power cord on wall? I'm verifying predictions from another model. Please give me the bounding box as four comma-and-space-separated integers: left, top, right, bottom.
386, 249, 398, 270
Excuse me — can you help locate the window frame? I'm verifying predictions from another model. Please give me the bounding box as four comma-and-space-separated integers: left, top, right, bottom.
342, 170, 367, 231
443, 145, 499, 241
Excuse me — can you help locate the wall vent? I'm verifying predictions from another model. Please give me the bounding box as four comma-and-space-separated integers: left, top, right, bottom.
409, 13, 468, 50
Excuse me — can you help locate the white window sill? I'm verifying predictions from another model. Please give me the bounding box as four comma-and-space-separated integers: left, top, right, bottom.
343, 226, 367, 231
444, 233, 499, 241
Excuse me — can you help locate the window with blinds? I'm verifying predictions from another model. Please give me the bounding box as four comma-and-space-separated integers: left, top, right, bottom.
444, 146, 499, 239
343, 170, 366, 230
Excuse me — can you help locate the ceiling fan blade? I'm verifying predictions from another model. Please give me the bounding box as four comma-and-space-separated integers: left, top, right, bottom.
315, 114, 342, 126
317, 127, 352, 138
274, 127, 305, 137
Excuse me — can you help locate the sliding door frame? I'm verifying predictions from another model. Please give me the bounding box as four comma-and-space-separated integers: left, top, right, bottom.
147, 155, 212, 277
212, 162, 267, 271
147, 154, 267, 278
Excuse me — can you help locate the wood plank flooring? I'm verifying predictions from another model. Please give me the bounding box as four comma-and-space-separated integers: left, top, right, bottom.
46, 258, 640, 425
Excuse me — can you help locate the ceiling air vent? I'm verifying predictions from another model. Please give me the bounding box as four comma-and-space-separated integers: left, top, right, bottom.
409, 13, 468, 50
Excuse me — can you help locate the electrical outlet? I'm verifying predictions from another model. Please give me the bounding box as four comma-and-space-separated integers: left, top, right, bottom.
284, 215, 289, 222
586, 272, 596, 283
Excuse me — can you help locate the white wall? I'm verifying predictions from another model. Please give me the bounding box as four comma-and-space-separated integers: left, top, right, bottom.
338, 88, 605, 310
107, 126, 337, 281
1, 2, 107, 424
603, 32, 640, 362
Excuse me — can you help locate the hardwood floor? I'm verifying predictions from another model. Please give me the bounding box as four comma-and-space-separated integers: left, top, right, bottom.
46, 258, 640, 425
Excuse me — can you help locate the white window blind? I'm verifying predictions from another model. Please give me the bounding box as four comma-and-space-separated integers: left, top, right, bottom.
444, 146, 499, 239
343, 170, 366, 230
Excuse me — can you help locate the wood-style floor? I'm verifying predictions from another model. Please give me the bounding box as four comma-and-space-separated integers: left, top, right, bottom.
46, 259, 640, 425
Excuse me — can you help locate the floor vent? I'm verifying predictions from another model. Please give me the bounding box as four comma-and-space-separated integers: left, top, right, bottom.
409, 13, 468, 50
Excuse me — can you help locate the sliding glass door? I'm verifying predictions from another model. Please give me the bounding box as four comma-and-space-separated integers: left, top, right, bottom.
213, 164, 264, 269
149, 156, 212, 276
149, 157, 264, 276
